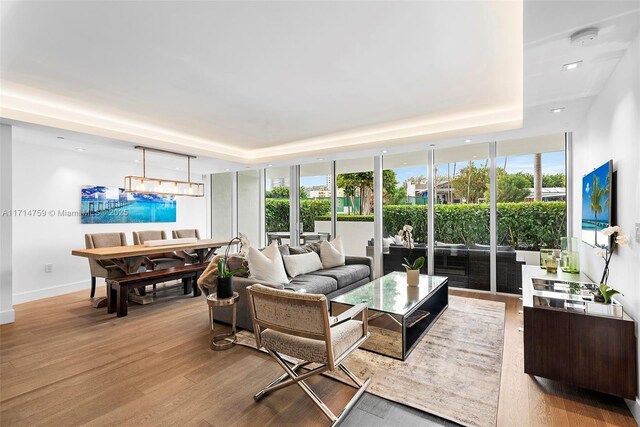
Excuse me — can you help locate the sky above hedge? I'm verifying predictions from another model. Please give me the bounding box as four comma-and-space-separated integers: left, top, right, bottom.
301, 152, 566, 187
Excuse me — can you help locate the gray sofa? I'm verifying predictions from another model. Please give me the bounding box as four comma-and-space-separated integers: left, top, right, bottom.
212, 244, 373, 331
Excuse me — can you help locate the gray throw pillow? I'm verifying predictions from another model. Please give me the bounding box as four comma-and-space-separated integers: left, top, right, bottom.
288, 245, 310, 255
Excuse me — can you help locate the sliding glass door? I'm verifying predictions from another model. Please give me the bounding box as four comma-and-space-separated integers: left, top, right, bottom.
335, 157, 374, 257
213, 133, 568, 295
300, 162, 332, 245
434, 144, 491, 291
495, 135, 567, 293
265, 166, 291, 245
238, 170, 261, 247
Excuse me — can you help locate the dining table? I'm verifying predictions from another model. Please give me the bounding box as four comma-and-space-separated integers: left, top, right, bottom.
72, 239, 228, 274
72, 239, 228, 307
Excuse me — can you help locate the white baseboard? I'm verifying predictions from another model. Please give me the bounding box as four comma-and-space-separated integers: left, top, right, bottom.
0, 308, 15, 324
13, 279, 93, 305
626, 398, 640, 424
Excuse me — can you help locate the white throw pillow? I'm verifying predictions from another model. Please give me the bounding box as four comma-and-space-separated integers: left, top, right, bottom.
246, 243, 289, 285
320, 236, 345, 269
282, 251, 323, 278
393, 235, 403, 245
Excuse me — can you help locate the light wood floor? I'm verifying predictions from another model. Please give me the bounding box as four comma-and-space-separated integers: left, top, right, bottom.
0, 287, 635, 426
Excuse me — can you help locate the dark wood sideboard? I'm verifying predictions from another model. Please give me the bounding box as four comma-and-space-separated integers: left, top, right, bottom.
522, 267, 637, 400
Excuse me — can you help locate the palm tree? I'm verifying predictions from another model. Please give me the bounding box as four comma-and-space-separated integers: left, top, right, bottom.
589, 175, 606, 246
533, 153, 542, 201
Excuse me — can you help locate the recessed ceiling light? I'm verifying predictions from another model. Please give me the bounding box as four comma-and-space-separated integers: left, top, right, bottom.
267, 164, 273, 167
317, 158, 324, 161
465, 139, 472, 143
551, 107, 565, 113
562, 61, 582, 71
134, 159, 139, 163
429, 144, 436, 147
224, 168, 230, 172
56, 136, 65, 140
175, 167, 180, 170
75, 148, 85, 152
381, 150, 388, 153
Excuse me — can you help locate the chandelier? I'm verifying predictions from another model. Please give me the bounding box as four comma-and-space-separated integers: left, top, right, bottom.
124, 146, 205, 197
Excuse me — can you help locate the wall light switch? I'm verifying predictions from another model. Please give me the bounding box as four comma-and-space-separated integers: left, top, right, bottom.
635, 223, 640, 244
44, 264, 53, 273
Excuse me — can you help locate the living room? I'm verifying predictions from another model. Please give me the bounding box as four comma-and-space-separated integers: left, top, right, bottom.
1, 1, 639, 426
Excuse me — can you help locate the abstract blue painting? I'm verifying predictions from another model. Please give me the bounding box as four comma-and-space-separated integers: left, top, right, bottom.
81, 185, 176, 224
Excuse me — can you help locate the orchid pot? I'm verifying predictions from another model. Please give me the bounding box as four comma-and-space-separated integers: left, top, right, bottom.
402, 255, 424, 287
406, 269, 420, 286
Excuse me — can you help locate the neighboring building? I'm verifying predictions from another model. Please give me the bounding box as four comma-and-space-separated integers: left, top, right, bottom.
525, 187, 566, 202
269, 177, 289, 190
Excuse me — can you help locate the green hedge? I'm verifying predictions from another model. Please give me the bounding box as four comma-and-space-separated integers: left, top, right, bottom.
266, 200, 566, 249
265, 199, 331, 233
383, 202, 566, 249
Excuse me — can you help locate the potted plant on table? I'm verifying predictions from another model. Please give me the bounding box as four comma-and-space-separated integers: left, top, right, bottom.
216, 235, 249, 299
399, 224, 424, 286
402, 256, 425, 287
592, 226, 628, 304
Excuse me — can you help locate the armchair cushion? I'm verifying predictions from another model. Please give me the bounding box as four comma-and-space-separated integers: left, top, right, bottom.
286, 274, 338, 294
260, 319, 363, 364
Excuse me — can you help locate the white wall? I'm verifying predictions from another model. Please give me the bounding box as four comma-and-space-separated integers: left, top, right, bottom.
0, 125, 15, 323
11, 140, 209, 304
315, 220, 372, 256
572, 33, 640, 406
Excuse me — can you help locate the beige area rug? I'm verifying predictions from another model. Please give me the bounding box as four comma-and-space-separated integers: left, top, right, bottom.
237, 295, 505, 427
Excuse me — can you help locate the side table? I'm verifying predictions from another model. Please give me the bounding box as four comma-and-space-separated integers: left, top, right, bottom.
206, 292, 240, 350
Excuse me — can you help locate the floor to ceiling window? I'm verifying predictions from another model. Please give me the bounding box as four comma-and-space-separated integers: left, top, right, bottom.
213, 134, 568, 295
300, 162, 332, 245
381, 151, 429, 274
335, 157, 374, 256
238, 169, 261, 247
211, 172, 234, 242
434, 143, 491, 291
496, 134, 567, 293
265, 166, 290, 245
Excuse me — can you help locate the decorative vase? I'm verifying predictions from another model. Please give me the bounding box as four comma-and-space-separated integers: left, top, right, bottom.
539, 249, 554, 269
406, 269, 420, 286
544, 252, 558, 273
216, 276, 234, 299
560, 237, 580, 273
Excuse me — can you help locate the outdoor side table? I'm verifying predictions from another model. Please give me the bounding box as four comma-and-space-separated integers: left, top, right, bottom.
206, 292, 240, 351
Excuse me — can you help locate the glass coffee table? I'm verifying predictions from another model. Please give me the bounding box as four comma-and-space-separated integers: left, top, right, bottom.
330, 272, 448, 360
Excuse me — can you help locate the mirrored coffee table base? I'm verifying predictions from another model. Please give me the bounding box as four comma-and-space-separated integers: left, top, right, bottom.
330, 272, 448, 360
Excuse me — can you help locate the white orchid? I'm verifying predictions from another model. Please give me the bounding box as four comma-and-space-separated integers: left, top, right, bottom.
398, 229, 405, 237
403, 224, 414, 233
239, 233, 251, 257
601, 226, 621, 236
616, 234, 630, 247
596, 225, 629, 287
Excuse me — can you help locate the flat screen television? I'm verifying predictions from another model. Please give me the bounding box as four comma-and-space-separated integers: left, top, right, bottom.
581, 160, 613, 248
